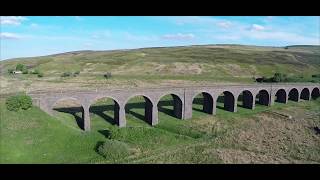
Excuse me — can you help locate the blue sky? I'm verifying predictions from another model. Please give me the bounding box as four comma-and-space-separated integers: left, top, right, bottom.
1, 16, 319, 60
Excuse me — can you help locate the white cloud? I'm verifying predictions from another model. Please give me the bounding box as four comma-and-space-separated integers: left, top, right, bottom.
217, 21, 232, 28
83, 42, 93, 47
251, 24, 265, 31
0, 32, 22, 39
246, 30, 318, 44
30, 23, 39, 28
173, 16, 217, 25
162, 33, 195, 40
91, 30, 111, 39
0, 16, 27, 25
124, 32, 157, 41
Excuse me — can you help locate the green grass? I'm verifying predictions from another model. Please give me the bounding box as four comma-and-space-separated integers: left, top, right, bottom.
1, 95, 319, 163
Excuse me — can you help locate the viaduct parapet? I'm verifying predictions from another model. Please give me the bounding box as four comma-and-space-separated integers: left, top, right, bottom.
28, 83, 320, 131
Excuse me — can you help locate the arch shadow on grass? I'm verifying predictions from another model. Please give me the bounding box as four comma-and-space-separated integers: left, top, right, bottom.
192, 97, 206, 112
157, 100, 175, 117
53, 107, 84, 130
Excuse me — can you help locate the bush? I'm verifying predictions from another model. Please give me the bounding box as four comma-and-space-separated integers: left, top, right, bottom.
6, 94, 32, 111
104, 72, 112, 79
19, 95, 32, 110
6, 96, 20, 111
61, 72, 72, 77
16, 64, 26, 71
22, 69, 28, 74
97, 139, 131, 160
7, 69, 14, 74
74, 71, 80, 75
37, 72, 44, 77
32, 69, 40, 74
312, 74, 320, 78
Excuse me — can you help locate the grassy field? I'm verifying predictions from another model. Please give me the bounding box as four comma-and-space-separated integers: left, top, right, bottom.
1, 94, 319, 164
1, 44, 319, 93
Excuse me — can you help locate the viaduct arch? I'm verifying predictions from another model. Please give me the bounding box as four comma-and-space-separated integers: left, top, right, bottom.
29, 83, 320, 131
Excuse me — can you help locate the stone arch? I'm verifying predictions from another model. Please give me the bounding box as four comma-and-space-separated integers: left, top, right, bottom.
288, 88, 299, 102
89, 96, 121, 126
125, 95, 154, 125
275, 89, 287, 103
157, 93, 183, 119
300, 88, 310, 100
311, 87, 320, 99
217, 91, 235, 112
237, 90, 254, 109
192, 92, 214, 114
52, 97, 85, 130
256, 89, 270, 106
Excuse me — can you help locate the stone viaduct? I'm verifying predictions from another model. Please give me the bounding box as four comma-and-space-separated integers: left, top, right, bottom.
28, 83, 320, 131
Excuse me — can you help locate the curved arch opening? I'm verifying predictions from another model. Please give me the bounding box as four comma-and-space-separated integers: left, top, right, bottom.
217, 91, 235, 112
311, 87, 320, 100
256, 90, 270, 106
125, 95, 153, 126
52, 98, 84, 130
192, 92, 214, 115
275, 89, 287, 103
237, 90, 254, 109
288, 88, 299, 102
157, 94, 183, 119
300, 88, 310, 100
89, 97, 120, 128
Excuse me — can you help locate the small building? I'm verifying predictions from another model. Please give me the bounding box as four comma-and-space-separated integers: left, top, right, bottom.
13, 71, 22, 74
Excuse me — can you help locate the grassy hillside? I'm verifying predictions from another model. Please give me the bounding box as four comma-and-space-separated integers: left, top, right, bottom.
1, 44, 319, 93
1, 94, 320, 163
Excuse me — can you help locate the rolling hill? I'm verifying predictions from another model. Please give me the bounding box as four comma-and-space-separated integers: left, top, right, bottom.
1, 44, 319, 93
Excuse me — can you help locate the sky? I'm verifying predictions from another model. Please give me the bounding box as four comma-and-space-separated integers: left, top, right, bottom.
1, 16, 319, 60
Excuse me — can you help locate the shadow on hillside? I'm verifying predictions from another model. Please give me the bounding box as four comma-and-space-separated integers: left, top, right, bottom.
98, 129, 111, 138
192, 98, 206, 113
216, 96, 224, 110
94, 141, 104, 153
90, 105, 117, 125
53, 107, 84, 130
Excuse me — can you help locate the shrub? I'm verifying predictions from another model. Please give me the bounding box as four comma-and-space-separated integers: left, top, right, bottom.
19, 95, 32, 110
97, 139, 131, 160
37, 72, 44, 77
74, 71, 80, 75
7, 69, 14, 74
22, 69, 28, 74
32, 69, 40, 74
104, 72, 112, 79
6, 94, 32, 111
16, 64, 26, 71
6, 96, 20, 111
61, 72, 72, 77
312, 74, 320, 78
